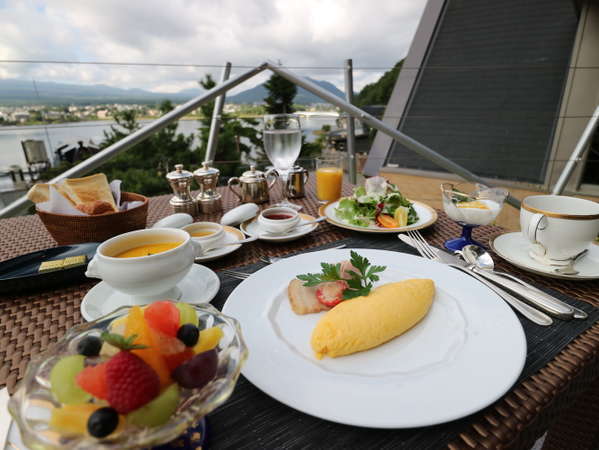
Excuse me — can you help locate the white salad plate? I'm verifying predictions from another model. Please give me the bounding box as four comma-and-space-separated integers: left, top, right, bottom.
491, 232, 599, 280
194, 226, 246, 262
222, 248, 526, 428
319, 199, 438, 233
240, 213, 319, 242
80, 264, 220, 321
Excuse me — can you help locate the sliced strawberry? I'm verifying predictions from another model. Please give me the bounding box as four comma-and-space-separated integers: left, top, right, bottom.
316, 280, 349, 307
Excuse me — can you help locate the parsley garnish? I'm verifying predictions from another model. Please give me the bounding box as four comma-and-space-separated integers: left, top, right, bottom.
296, 251, 386, 300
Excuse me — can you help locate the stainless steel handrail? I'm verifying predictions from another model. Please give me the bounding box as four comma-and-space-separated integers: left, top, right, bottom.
0, 60, 523, 218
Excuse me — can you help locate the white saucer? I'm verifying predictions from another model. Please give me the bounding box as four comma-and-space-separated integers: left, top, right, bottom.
80, 264, 221, 321
491, 232, 599, 280
195, 226, 246, 262
240, 213, 319, 242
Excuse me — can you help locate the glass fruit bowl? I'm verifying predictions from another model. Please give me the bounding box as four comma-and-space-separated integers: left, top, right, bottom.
8, 302, 248, 449
441, 183, 508, 251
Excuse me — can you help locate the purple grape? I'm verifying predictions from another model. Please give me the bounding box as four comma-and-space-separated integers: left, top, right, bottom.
172, 350, 217, 389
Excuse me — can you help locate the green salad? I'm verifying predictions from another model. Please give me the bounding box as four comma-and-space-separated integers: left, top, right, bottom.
334, 177, 419, 228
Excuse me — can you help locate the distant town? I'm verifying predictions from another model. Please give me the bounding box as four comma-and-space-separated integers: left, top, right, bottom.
0, 102, 338, 127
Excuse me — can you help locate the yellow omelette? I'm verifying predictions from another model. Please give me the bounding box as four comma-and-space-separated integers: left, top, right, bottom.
311, 279, 435, 359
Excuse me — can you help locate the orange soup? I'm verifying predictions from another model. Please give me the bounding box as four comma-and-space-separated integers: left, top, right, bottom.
115, 242, 182, 258
191, 231, 214, 237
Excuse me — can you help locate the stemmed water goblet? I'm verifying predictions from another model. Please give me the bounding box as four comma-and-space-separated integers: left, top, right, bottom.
262, 114, 302, 210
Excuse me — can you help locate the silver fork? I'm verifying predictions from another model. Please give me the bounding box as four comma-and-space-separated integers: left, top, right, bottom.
406, 230, 553, 326
259, 244, 347, 264
219, 269, 251, 280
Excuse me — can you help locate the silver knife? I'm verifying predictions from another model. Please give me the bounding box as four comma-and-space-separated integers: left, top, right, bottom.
0, 388, 11, 449
398, 234, 553, 326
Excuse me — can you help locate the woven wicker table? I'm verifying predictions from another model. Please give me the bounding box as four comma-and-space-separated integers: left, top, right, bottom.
1, 179, 597, 450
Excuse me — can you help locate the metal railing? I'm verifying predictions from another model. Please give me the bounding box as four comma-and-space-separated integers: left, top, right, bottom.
0, 60, 523, 218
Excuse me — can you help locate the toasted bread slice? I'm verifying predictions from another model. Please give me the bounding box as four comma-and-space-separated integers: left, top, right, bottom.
64, 173, 117, 212
288, 279, 330, 315
26, 183, 50, 203
76, 200, 115, 215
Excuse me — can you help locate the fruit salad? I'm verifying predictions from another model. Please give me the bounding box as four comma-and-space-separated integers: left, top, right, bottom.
8, 301, 247, 449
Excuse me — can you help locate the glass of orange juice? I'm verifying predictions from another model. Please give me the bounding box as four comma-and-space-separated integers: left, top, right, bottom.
315, 155, 343, 203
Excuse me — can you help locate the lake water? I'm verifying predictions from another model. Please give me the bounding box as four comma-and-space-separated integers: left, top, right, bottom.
0, 116, 339, 169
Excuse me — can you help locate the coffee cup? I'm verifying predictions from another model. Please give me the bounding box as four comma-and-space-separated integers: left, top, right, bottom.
257, 207, 300, 234
85, 228, 203, 303
520, 195, 599, 265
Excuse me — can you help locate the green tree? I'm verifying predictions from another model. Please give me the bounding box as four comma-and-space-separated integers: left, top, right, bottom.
355, 60, 403, 107
196, 74, 262, 177
264, 73, 296, 114
97, 100, 195, 196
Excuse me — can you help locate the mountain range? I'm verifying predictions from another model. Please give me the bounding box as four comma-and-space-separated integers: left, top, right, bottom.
0, 78, 344, 106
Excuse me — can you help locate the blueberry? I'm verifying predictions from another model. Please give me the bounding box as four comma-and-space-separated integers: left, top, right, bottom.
76, 336, 102, 357
177, 324, 199, 347
87, 407, 119, 438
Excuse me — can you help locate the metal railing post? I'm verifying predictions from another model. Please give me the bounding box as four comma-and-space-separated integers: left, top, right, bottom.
344, 59, 357, 184
0, 63, 267, 218
551, 105, 599, 195
266, 62, 521, 208
204, 62, 232, 164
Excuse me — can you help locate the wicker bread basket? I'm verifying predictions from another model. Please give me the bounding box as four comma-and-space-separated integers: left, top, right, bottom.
37, 192, 149, 245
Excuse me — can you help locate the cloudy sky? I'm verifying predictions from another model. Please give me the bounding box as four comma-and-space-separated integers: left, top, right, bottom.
0, 0, 426, 94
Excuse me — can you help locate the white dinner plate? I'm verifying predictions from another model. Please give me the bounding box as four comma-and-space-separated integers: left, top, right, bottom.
194, 226, 246, 262
319, 199, 438, 233
491, 232, 599, 280
240, 213, 319, 242
222, 249, 526, 429
81, 264, 220, 321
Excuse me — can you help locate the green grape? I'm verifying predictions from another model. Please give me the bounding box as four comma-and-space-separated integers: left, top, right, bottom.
50, 355, 91, 404
127, 384, 179, 427
175, 303, 197, 326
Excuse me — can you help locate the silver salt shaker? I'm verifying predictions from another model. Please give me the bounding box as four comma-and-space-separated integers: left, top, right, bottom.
166, 164, 199, 217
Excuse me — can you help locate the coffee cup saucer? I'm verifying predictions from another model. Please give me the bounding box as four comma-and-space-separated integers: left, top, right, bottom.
491, 232, 599, 280
81, 263, 220, 321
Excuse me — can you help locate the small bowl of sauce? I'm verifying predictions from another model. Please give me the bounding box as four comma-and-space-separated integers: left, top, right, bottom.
182, 222, 225, 249
258, 207, 300, 234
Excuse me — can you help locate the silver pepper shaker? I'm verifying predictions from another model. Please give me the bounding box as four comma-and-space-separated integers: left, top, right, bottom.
166, 164, 199, 216
193, 162, 222, 214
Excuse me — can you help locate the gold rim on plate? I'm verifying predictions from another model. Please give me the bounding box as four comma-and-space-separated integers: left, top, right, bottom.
318, 198, 438, 233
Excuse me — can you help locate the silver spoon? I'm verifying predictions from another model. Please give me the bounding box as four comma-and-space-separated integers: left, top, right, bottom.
461, 245, 587, 320
552, 249, 588, 276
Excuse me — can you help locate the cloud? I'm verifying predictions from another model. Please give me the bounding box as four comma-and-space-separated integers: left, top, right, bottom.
0, 0, 425, 93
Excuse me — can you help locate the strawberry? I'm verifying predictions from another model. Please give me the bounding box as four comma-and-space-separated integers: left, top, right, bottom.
316, 280, 349, 307
102, 332, 160, 414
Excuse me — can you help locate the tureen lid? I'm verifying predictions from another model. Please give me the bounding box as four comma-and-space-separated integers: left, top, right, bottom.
166, 164, 194, 180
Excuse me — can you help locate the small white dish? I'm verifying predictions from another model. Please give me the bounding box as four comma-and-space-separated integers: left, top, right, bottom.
491, 232, 599, 280
81, 264, 220, 321
183, 222, 226, 250
195, 226, 246, 262
241, 213, 320, 242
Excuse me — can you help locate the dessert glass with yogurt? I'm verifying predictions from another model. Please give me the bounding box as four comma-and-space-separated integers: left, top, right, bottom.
441, 183, 508, 251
